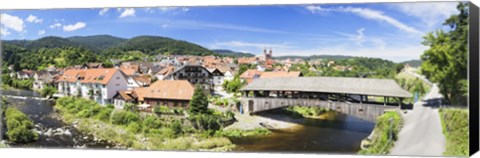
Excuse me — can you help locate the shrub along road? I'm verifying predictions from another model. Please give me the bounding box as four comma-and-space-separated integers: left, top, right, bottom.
390, 84, 445, 156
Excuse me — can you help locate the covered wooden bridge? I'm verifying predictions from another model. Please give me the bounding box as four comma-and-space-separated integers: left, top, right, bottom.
240, 77, 412, 122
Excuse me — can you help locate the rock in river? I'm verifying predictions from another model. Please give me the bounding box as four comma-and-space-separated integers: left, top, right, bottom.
64, 129, 72, 136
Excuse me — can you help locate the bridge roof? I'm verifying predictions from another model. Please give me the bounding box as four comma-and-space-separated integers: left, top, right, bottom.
241, 77, 412, 98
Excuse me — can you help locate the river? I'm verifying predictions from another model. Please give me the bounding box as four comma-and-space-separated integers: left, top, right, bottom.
230, 110, 375, 154
2, 89, 374, 153
2, 88, 112, 148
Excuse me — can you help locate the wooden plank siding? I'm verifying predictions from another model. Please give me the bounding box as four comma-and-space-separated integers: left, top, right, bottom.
241, 97, 398, 122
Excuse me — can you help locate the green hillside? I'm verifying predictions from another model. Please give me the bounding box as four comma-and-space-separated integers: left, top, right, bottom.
103, 36, 214, 57
212, 49, 255, 57
67, 35, 127, 50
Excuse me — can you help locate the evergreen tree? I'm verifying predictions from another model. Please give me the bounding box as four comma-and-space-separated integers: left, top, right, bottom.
188, 84, 208, 114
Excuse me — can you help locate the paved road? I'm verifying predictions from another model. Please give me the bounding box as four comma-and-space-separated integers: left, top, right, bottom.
390, 84, 446, 156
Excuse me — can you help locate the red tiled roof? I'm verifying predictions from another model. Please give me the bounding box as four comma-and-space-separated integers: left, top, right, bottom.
260, 71, 302, 78
143, 80, 194, 100
240, 69, 263, 79
57, 68, 121, 85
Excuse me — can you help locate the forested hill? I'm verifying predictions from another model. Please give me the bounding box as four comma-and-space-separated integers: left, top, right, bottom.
212, 49, 255, 57
102, 36, 214, 56
1, 35, 216, 71
67, 35, 127, 51
400, 59, 422, 68
3, 36, 85, 50
2, 35, 213, 55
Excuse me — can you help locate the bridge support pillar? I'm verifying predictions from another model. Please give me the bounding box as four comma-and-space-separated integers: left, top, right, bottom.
384, 96, 386, 106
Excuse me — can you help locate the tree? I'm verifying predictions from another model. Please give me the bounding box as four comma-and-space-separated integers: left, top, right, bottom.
40, 85, 57, 97
123, 102, 137, 112
188, 84, 208, 114
420, 2, 468, 106
5, 107, 39, 143
395, 63, 405, 73
102, 61, 114, 68
222, 76, 244, 93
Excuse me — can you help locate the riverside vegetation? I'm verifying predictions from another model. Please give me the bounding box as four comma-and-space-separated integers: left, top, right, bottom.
55, 96, 235, 151
2, 100, 39, 144
358, 111, 402, 155
439, 108, 468, 156
53, 85, 271, 151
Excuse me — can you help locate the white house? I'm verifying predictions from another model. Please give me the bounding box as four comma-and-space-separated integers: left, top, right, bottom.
55, 68, 129, 105
207, 68, 225, 88
223, 70, 234, 81
163, 65, 213, 92
33, 70, 58, 90
126, 76, 151, 90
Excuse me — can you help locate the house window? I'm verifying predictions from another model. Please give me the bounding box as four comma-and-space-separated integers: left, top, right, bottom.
116, 84, 120, 86
116, 77, 120, 79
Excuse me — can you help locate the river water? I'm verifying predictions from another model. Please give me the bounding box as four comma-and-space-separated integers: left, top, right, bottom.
2, 89, 374, 153
2, 89, 111, 148
231, 111, 375, 154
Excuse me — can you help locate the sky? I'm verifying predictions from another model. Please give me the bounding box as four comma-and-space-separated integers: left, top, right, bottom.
0, 2, 460, 62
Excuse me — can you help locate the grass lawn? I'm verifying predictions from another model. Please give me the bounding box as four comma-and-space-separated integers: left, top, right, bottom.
358, 111, 402, 155
439, 108, 469, 156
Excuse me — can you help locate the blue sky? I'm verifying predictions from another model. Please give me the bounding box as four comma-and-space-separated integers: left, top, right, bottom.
0, 2, 459, 62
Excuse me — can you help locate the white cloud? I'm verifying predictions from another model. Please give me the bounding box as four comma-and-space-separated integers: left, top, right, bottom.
99, 8, 109, 16
158, 7, 189, 14
145, 8, 154, 13
1, 13, 25, 33
306, 5, 327, 13
25, 14, 43, 23
38, 30, 45, 35
62, 22, 86, 32
158, 7, 178, 12
337, 28, 387, 49
343, 7, 423, 35
119, 8, 135, 18
306, 5, 423, 35
390, 2, 458, 27
161, 24, 168, 28
49, 23, 62, 29
352, 28, 365, 46
1, 27, 11, 36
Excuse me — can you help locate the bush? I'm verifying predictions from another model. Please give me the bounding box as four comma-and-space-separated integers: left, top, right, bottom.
94, 108, 113, 122
5, 107, 39, 143
216, 128, 270, 138
39, 85, 57, 97
110, 110, 140, 125
142, 116, 162, 129
10, 79, 33, 90
358, 111, 402, 155
126, 122, 142, 133
189, 114, 222, 134
170, 120, 183, 136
